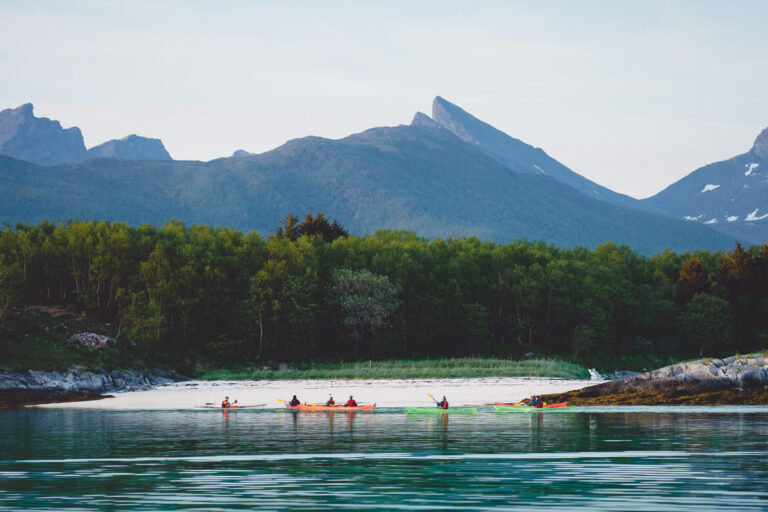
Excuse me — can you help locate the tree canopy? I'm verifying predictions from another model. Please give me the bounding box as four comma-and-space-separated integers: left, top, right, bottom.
1, 219, 766, 368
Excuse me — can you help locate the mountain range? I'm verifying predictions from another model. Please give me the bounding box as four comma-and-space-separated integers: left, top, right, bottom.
0, 98, 762, 254
643, 128, 768, 245
0, 104, 171, 166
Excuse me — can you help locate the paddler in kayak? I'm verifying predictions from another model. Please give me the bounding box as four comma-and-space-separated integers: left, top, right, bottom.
289, 395, 301, 406
344, 395, 357, 407
325, 396, 336, 407
221, 396, 231, 408
436, 396, 449, 409
529, 395, 543, 408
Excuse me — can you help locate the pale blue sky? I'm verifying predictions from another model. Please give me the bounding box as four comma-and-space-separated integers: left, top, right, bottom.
1, 0, 766, 198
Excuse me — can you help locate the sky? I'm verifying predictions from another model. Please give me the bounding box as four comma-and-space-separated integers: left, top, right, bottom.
1, 0, 767, 198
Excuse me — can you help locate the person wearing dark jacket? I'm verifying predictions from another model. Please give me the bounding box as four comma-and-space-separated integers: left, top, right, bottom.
325, 396, 335, 406
436, 396, 449, 409
289, 395, 300, 406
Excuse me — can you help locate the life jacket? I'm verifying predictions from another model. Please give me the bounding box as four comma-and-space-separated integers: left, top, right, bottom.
345, 400, 357, 407
326, 400, 335, 406
440, 400, 449, 409
289, 398, 300, 406
222, 400, 230, 408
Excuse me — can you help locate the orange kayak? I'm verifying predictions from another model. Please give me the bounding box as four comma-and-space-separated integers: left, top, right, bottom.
284, 403, 376, 411
494, 401, 569, 408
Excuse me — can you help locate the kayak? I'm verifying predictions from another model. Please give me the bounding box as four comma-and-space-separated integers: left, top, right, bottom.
405, 407, 477, 414
493, 405, 574, 412
196, 404, 266, 409
494, 401, 569, 408
284, 403, 376, 411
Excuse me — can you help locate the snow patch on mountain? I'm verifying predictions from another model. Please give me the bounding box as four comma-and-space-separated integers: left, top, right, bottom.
684, 214, 704, 221
745, 209, 768, 222
726, 216, 739, 222
745, 163, 760, 176
705, 218, 718, 224
701, 184, 720, 193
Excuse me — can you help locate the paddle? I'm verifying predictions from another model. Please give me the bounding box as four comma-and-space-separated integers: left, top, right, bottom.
427, 393, 438, 403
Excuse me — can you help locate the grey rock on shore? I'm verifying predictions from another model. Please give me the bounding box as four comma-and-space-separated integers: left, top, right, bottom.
540, 353, 768, 405
620, 354, 768, 390
0, 367, 186, 394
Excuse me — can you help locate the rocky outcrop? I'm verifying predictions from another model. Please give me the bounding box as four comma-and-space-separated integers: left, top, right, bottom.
231, 149, 253, 158
0, 367, 186, 408
87, 134, 172, 160
0, 103, 88, 166
68, 332, 113, 349
539, 354, 768, 405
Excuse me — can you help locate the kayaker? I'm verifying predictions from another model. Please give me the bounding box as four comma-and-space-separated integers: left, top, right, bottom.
344, 395, 357, 407
221, 396, 231, 408
436, 396, 449, 409
529, 395, 543, 408
289, 395, 301, 406
325, 396, 336, 406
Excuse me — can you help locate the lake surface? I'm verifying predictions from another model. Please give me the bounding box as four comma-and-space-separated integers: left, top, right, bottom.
2, 407, 768, 510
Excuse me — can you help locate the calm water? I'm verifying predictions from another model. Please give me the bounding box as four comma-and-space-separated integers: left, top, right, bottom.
1, 407, 768, 510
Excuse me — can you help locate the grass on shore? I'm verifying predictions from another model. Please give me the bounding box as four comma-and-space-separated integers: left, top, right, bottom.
195, 357, 590, 381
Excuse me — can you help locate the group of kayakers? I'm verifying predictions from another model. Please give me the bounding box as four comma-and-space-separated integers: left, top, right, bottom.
222, 394, 449, 408
220, 393, 542, 409
285, 395, 359, 407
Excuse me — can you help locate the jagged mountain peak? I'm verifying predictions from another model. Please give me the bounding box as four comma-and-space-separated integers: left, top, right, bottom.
0, 103, 87, 166
424, 96, 641, 209
753, 127, 768, 160
410, 112, 443, 130
13, 103, 34, 117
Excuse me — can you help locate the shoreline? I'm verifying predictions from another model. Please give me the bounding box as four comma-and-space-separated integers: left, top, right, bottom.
31, 376, 591, 410
538, 354, 768, 406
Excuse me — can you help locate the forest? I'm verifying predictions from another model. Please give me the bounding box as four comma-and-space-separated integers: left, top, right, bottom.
0, 215, 766, 371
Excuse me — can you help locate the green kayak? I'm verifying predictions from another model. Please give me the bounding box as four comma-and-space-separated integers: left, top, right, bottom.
405, 407, 477, 414
493, 405, 575, 412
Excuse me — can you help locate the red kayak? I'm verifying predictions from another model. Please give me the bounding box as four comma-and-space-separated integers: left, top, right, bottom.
196, 404, 266, 409
284, 403, 376, 411
494, 401, 569, 408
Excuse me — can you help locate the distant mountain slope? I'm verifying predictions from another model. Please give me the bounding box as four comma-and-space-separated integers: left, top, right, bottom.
419, 97, 643, 210
0, 104, 88, 166
0, 103, 173, 165
88, 134, 172, 160
644, 128, 768, 244
0, 124, 734, 255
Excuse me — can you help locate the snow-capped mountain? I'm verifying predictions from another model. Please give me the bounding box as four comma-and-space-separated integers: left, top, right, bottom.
644, 128, 768, 244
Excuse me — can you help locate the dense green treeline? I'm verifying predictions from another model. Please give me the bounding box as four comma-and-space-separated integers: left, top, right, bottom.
1, 219, 766, 370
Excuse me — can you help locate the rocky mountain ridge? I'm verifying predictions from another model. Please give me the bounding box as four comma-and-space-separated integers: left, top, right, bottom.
644, 127, 768, 244
88, 134, 172, 160
0, 103, 172, 165
0, 104, 88, 166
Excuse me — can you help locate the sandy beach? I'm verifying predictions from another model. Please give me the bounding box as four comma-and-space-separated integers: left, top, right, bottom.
34, 377, 593, 409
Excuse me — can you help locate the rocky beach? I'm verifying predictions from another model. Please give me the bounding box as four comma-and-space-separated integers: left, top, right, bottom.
0, 367, 186, 408
539, 353, 768, 405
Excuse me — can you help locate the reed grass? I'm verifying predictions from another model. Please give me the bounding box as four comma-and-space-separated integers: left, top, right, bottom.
195, 357, 589, 381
